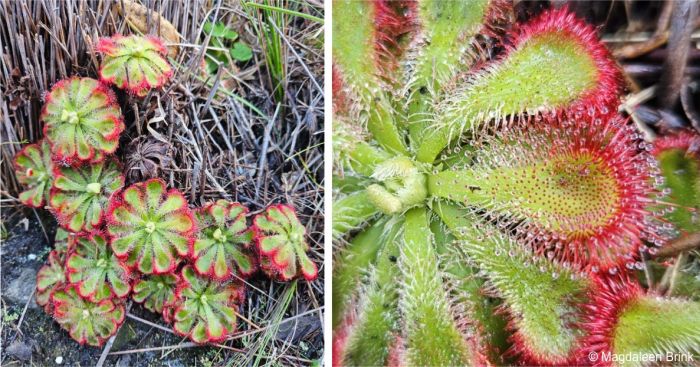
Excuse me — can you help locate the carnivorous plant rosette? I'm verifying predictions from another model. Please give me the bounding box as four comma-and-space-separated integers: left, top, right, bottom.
13, 138, 54, 207
35, 250, 67, 313
96, 35, 174, 97
65, 233, 132, 301
253, 204, 318, 281
132, 273, 179, 314
171, 265, 244, 344
107, 178, 196, 274
50, 158, 125, 233
192, 200, 256, 279
331, 2, 696, 366
41, 77, 124, 164
51, 285, 126, 346
13, 13, 321, 354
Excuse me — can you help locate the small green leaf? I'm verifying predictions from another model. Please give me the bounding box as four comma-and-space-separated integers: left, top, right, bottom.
204, 21, 238, 40
616, 297, 700, 362
332, 191, 378, 239
406, 0, 491, 146
435, 202, 587, 364
417, 9, 621, 163
205, 59, 219, 75
230, 42, 252, 62
340, 226, 402, 366
652, 131, 700, 233
332, 0, 408, 155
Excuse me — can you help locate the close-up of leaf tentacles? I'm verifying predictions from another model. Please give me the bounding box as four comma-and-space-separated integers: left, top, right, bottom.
331, 1, 700, 366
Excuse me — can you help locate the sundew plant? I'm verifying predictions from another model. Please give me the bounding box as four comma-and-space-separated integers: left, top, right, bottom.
14, 34, 317, 349
332, 2, 700, 366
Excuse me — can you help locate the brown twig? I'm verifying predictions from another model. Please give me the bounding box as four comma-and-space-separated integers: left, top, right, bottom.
12, 288, 34, 339
95, 334, 118, 367
234, 310, 261, 330
612, 0, 674, 59
126, 312, 175, 334
613, 31, 670, 59
109, 341, 244, 356
654, 232, 700, 258
666, 253, 687, 296
96, 303, 132, 367
658, 0, 699, 107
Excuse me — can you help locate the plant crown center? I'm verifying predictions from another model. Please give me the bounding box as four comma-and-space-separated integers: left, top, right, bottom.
213, 228, 227, 242
86, 182, 102, 194
290, 231, 302, 244
29, 169, 47, 181
367, 157, 428, 215
61, 109, 80, 125
144, 221, 156, 233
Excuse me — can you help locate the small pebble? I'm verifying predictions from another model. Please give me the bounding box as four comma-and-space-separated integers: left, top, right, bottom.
55, 356, 63, 364
27, 254, 37, 260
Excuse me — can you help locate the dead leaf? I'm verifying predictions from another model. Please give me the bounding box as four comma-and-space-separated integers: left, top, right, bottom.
115, 0, 181, 58
124, 136, 172, 182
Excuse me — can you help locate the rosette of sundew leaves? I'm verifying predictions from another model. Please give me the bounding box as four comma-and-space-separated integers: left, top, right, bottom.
96, 35, 174, 97
253, 204, 318, 281
107, 178, 195, 274
331, 3, 696, 365
51, 285, 126, 347
13, 138, 54, 207
36, 250, 67, 313
192, 200, 256, 279
171, 265, 244, 343
41, 77, 124, 164
132, 273, 179, 314
49, 158, 125, 233
65, 233, 132, 302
